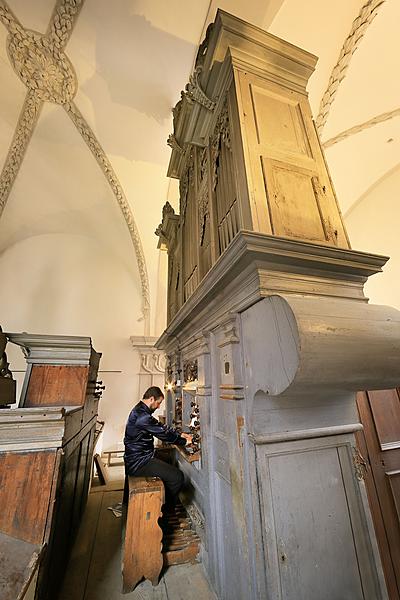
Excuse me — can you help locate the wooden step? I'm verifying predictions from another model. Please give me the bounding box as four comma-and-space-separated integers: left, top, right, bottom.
161, 502, 200, 567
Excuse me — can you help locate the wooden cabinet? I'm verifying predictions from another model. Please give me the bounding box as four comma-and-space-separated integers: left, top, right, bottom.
0, 334, 101, 600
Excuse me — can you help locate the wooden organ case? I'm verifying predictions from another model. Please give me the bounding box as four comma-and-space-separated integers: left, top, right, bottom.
0, 333, 102, 600
157, 10, 400, 600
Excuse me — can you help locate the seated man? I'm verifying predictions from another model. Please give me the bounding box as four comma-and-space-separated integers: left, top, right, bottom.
123, 386, 191, 507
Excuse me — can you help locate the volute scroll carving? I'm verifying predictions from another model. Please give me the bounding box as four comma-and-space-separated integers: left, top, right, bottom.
185, 66, 217, 112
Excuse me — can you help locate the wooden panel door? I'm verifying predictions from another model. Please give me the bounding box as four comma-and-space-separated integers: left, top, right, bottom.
357, 389, 400, 599
236, 70, 349, 247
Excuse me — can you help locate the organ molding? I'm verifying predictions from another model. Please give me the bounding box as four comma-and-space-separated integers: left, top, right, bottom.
0, 0, 150, 330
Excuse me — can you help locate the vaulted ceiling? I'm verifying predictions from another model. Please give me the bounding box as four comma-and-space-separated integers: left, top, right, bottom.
0, 0, 398, 333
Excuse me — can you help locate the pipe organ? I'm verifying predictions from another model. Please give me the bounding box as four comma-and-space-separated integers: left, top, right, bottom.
157, 10, 400, 600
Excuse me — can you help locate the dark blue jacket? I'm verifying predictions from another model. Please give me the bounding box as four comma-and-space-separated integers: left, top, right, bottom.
123, 401, 186, 474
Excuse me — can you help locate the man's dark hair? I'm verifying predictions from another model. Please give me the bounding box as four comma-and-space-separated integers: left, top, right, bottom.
143, 386, 164, 400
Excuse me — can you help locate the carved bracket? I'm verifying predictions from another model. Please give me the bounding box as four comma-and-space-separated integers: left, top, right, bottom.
185, 66, 217, 111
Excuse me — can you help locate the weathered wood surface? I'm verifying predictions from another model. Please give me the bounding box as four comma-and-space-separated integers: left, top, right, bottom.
0, 531, 43, 600
357, 391, 400, 599
122, 477, 164, 592
25, 365, 89, 407
0, 450, 57, 544
161, 501, 200, 567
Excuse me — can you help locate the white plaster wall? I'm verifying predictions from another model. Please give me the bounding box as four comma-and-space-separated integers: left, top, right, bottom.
0, 232, 145, 451
344, 164, 400, 311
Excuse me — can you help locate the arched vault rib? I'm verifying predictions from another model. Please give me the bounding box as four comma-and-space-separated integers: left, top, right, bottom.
0, 0, 150, 331
323, 107, 400, 149
316, 0, 385, 136
65, 100, 150, 324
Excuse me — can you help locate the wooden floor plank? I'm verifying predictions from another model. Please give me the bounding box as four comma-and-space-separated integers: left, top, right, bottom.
59, 492, 103, 600
83, 491, 125, 600
58, 488, 215, 600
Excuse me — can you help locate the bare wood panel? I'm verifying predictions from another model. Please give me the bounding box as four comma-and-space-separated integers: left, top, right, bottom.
368, 389, 400, 449
261, 159, 326, 242
123, 477, 164, 592
387, 470, 400, 521
25, 365, 89, 407
0, 450, 57, 544
250, 84, 311, 158
356, 391, 400, 598
237, 70, 349, 247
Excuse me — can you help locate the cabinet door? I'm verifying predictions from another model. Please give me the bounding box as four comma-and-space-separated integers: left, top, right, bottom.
357, 390, 400, 599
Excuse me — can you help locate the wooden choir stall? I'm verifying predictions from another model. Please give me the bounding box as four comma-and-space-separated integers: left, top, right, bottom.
156, 10, 400, 600
0, 332, 102, 600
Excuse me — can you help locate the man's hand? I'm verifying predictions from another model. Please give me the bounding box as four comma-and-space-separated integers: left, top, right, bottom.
181, 432, 193, 444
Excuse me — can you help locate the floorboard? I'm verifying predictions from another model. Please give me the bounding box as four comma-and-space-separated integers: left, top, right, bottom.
59, 492, 103, 600
59, 487, 216, 600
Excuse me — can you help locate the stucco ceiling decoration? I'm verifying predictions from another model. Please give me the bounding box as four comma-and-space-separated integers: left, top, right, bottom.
0, 0, 150, 331
323, 106, 400, 149
0, 89, 42, 217
316, 0, 385, 136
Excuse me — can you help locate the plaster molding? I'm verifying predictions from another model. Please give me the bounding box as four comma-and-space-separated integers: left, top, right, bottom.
0, 90, 43, 218
7, 27, 77, 104
323, 107, 400, 149
316, 0, 385, 135
47, 0, 84, 48
130, 335, 160, 348
65, 101, 150, 320
0, 0, 150, 332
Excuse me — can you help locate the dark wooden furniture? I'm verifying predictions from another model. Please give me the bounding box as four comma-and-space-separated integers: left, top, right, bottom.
356, 389, 400, 599
0, 334, 102, 600
122, 477, 164, 592
0, 531, 44, 600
